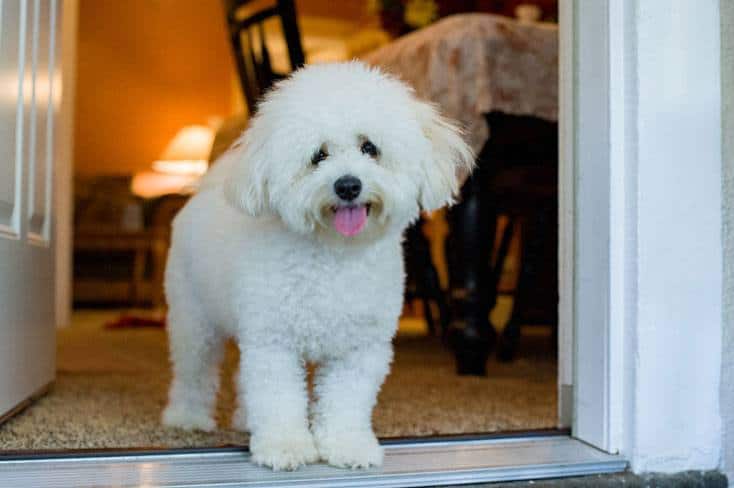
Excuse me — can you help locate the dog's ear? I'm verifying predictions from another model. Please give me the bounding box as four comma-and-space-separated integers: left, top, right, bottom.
413, 100, 475, 213
223, 128, 272, 217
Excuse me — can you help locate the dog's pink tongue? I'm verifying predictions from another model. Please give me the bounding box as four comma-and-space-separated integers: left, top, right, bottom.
334, 206, 367, 237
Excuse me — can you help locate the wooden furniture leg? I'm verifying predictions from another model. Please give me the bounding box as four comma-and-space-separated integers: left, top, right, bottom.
445, 139, 498, 376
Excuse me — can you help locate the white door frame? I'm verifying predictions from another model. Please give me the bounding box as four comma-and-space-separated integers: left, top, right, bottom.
556, 0, 574, 430
558, 0, 632, 453
47, 0, 604, 448
53, 0, 78, 329
565, 0, 725, 474
47, 0, 617, 456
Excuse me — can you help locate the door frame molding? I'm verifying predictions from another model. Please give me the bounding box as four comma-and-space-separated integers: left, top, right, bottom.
43, 0, 624, 458
562, 0, 636, 454
54, 0, 78, 328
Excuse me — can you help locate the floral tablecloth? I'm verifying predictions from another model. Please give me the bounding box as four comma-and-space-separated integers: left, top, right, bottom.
364, 13, 558, 153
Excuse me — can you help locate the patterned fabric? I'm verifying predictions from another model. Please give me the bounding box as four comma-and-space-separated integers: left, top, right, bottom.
364, 13, 558, 153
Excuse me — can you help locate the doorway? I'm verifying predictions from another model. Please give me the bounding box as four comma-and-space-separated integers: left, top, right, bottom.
1, 0, 563, 455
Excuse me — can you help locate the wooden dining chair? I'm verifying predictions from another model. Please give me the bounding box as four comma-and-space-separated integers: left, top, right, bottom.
222, 0, 305, 114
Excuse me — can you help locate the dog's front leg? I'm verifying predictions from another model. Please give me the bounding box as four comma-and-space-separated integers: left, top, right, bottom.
312, 343, 393, 469
240, 345, 318, 470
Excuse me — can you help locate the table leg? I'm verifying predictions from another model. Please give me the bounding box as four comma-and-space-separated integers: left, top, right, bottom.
445, 144, 498, 376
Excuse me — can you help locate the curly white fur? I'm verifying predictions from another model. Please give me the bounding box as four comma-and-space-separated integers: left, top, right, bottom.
162, 61, 473, 470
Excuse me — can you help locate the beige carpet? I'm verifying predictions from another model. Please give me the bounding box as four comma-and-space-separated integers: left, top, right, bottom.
0, 308, 556, 451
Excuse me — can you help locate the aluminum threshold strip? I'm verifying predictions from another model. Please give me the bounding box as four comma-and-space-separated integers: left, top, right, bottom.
0, 428, 571, 460
0, 435, 626, 488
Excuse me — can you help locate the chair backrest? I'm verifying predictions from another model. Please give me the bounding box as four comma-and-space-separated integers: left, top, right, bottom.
222, 0, 305, 114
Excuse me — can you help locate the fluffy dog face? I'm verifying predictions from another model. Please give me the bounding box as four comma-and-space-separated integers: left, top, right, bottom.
225, 62, 474, 244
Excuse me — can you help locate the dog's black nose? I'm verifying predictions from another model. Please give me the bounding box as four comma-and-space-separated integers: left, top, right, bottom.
334, 175, 362, 201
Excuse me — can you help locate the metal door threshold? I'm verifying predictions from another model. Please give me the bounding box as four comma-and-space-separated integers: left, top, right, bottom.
0, 435, 626, 487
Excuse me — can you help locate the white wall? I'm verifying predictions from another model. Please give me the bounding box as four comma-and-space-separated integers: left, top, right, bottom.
720, 0, 733, 484
629, 0, 723, 473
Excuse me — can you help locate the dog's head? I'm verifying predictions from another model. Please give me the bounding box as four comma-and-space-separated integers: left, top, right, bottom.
224, 62, 474, 244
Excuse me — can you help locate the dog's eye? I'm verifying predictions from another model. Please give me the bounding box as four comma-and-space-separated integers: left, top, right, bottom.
360, 140, 379, 158
311, 148, 328, 166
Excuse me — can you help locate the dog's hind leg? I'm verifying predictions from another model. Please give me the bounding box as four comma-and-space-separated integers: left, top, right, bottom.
162, 297, 224, 432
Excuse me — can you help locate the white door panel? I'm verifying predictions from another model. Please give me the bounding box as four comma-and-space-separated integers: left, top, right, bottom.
0, 0, 58, 421
0, 0, 25, 235
27, 0, 54, 243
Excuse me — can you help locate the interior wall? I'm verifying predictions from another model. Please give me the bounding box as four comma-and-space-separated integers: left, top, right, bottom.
720, 0, 733, 483
295, 0, 368, 21
74, 0, 236, 176
72, 0, 544, 178
73, 0, 378, 177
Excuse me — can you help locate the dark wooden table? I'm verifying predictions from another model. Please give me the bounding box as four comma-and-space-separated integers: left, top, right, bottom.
365, 14, 559, 375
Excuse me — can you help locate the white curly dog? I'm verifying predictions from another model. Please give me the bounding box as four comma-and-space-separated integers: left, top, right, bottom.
162, 61, 473, 470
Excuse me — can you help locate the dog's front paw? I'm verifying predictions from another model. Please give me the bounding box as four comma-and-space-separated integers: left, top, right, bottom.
315, 429, 383, 469
250, 429, 319, 471
162, 403, 216, 432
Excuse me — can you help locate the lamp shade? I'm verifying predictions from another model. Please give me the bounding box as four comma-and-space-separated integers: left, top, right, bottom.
153, 125, 214, 176
131, 171, 201, 199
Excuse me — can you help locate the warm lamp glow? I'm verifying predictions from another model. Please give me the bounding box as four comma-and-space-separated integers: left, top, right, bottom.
131, 171, 201, 199
152, 125, 214, 176
152, 159, 208, 176
131, 124, 215, 198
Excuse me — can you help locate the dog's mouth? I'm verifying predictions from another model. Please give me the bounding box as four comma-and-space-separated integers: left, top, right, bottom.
329, 203, 371, 237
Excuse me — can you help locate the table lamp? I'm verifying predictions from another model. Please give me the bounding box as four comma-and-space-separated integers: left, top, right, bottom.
131, 125, 214, 199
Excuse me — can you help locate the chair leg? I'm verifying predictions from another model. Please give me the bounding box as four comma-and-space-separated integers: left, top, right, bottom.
498, 318, 522, 362
421, 297, 437, 336
406, 219, 448, 338
494, 218, 521, 362
491, 218, 516, 296
498, 218, 527, 362
423, 259, 450, 340
498, 200, 558, 361
436, 289, 452, 344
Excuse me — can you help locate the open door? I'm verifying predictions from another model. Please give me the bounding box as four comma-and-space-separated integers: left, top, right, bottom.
0, 0, 61, 421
